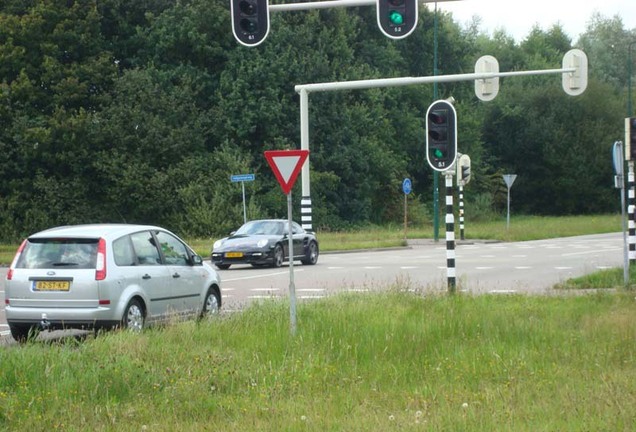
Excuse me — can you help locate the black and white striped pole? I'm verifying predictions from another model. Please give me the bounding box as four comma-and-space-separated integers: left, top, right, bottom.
626, 118, 636, 264
445, 171, 456, 291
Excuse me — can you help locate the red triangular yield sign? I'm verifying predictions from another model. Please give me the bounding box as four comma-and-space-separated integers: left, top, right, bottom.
264, 150, 309, 195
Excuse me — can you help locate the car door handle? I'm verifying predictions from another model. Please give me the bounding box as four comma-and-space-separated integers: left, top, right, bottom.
142, 274, 151, 280
172, 273, 180, 279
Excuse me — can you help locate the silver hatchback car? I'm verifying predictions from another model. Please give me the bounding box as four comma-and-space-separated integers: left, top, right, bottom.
4, 224, 222, 342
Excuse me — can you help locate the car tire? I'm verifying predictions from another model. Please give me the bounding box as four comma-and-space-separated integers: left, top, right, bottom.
121, 298, 145, 332
9, 324, 38, 343
200, 287, 221, 319
301, 241, 319, 265
215, 264, 231, 270
272, 244, 284, 268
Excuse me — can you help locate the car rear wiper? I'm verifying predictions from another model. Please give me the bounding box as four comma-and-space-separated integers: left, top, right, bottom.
51, 262, 79, 266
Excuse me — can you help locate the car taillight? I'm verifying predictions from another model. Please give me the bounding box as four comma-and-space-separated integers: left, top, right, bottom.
95, 238, 107, 281
7, 239, 26, 281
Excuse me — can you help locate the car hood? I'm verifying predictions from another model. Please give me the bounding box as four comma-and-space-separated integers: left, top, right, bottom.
214, 235, 278, 251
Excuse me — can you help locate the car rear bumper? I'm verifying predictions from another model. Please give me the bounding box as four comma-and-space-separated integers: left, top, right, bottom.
6, 305, 119, 330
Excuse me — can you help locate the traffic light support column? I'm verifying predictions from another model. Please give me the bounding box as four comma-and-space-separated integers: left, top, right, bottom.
629, 162, 635, 263
458, 183, 465, 241
445, 171, 456, 293
299, 88, 312, 231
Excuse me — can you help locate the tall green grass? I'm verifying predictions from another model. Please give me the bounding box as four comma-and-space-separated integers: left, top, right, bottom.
1, 291, 635, 431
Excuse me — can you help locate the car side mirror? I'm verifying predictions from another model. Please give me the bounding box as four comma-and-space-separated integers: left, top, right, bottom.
191, 255, 203, 265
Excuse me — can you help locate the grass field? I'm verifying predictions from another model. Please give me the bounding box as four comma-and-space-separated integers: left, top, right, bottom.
1, 291, 634, 430
1, 214, 633, 430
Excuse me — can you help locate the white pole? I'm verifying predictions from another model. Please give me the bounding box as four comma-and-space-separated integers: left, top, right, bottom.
241, 181, 247, 224
287, 191, 297, 335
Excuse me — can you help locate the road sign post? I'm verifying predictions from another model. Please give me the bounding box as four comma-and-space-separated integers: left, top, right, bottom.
503, 174, 517, 230
264, 150, 309, 335
612, 141, 629, 286
231, 173, 256, 224
402, 178, 411, 240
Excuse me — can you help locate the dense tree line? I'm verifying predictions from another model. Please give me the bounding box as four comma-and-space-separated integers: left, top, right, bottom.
0, 0, 633, 240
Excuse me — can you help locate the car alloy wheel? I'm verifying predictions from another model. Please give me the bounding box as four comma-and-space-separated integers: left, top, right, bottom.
272, 244, 284, 268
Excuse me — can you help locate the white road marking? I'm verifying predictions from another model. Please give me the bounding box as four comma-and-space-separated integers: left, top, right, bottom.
364, 266, 381, 270
298, 289, 325, 293
328, 266, 345, 270
562, 247, 621, 257
476, 267, 495, 270
251, 288, 280, 292
515, 266, 533, 270
489, 289, 517, 294
400, 266, 418, 269
223, 270, 302, 282
555, 266, 573, 270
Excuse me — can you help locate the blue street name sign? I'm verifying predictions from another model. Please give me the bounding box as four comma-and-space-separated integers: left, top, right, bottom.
230, 173, 255, 182
402, 178, 412, 195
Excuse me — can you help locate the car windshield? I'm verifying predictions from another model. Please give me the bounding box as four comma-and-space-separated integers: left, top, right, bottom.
16, 238, 99, 269
235, 221, 283, 236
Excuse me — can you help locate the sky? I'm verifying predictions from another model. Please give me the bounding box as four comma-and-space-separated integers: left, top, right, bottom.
435, 0, 636, 42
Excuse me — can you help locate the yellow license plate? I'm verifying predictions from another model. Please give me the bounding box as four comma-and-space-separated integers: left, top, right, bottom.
225, 252, 244, 258
33, 280, 71, 291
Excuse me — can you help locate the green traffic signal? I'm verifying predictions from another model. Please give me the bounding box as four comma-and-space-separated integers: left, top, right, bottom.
434, 148, 444, 159
389, 11, 404, 25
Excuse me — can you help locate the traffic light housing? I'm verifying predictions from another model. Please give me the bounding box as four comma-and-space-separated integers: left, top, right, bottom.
426, 100, 457, 172
377, 0, 418, 40
231, 0, 270, 47
627, 117, 636, 160
457, 154, 471, 185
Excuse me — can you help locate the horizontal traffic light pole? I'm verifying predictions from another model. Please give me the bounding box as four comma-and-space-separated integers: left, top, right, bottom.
269, 0, 458, 12
294, 67, 576, 94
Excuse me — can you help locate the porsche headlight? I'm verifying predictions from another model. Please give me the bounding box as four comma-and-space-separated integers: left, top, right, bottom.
257, 239, 269, 248
213, 239, 223, 249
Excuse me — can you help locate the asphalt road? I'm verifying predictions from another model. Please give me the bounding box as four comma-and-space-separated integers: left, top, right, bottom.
219, 232, 623, 311
0, 232, 624, 341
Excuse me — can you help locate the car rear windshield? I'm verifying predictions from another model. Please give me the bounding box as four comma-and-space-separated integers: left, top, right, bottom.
16, 238, 99, 269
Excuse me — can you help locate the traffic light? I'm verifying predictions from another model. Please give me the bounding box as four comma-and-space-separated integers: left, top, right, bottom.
426, 100, 457, 172
627, 117, 636, 160
457, 154, 471, 185
376, 0, 418, 40
231, 0, 269, 47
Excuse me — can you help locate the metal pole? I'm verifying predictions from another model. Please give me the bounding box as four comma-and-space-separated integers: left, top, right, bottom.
287, 191, 297, 335
433, 2, 440, 242
506, 187, 511, 230
445, 171, 456, 293
404, 193, 407, 241
458, 183, 465, 241
241, 181, 247, 224
621, 172, 629, 286
629, 41, 635, 117
629, 162, 636, 264
299, 88, 312, 231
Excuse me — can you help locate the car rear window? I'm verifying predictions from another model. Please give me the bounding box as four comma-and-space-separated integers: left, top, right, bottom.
16, 238, 99, 269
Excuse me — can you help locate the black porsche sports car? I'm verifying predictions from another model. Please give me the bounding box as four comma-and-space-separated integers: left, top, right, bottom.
210, 219, 319, 270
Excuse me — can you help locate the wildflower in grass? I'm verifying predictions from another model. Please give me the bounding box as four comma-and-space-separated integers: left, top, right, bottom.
462, 402, 469, 409
389, 415, 395, 421
300, 415, 307, 422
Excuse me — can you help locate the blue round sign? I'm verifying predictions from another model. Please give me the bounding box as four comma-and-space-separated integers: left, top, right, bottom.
402, 178, 412, 195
